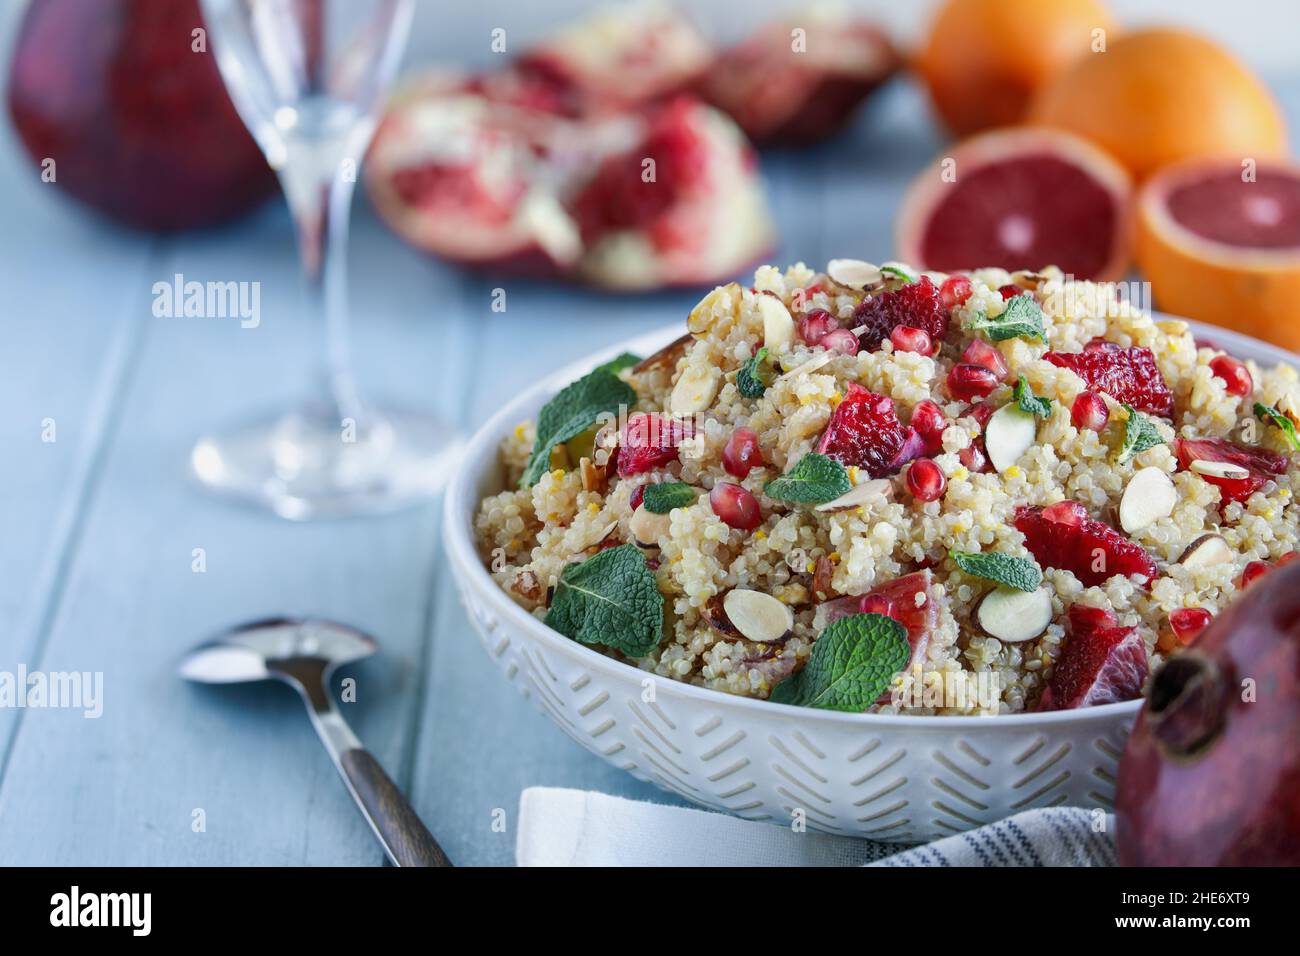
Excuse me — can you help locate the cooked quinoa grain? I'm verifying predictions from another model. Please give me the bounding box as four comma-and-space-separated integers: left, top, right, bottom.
476, 263, 1300, 715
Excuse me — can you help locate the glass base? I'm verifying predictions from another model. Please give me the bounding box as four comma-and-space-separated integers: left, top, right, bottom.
191, 403, 460, 520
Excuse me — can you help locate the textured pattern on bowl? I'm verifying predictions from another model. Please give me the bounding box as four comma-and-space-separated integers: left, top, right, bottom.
445, 320, 1295, 841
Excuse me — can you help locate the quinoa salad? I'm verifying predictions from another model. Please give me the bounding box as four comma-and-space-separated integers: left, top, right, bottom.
475, 261, 1300, 715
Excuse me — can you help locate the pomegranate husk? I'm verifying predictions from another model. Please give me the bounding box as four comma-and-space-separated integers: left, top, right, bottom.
1116, 561, 1300, 866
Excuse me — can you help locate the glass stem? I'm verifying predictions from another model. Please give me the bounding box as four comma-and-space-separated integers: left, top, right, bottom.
281, 158, 365, 432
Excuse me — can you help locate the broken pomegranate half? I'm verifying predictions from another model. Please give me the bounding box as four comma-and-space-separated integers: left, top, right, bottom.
366, 80, 773, 289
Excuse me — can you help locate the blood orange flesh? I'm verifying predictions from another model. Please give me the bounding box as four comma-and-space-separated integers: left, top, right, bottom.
896, 128, 1133, 281
1164, 166, 1300, 249
1136, 159, 1300, 354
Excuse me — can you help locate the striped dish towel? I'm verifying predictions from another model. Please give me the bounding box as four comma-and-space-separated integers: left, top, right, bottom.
516, 787, 1116, 867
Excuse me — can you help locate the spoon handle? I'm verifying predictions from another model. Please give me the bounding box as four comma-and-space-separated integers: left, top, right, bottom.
339, 748, 453, 867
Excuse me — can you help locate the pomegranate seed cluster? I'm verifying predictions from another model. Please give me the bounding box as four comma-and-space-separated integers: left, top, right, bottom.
476, 262, 1300, 715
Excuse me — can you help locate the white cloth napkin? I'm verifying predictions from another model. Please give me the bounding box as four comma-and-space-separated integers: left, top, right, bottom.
516, 787, 1116, 867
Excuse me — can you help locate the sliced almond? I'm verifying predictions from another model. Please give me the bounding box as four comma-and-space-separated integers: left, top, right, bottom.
722, 588, 794, 644
579, 456, 607, 494
811, 556, 836, 602
1010, 270, 1047, 290
634, 332, 692, 374
1178, 533, 1233, 569
826, 258, 883, 290
1190, 459, 1250, 481
778, 351, 835, 380
511, 570, 542, 602
985, 404, 1038, 473
756, 294, 795, 354
629, 505, 671, 548
814, 478, 893, 512
687, 283, 740, 335
1119, 466, 1177, 533
669, 364, 721, 416
976, 586, 1052, 643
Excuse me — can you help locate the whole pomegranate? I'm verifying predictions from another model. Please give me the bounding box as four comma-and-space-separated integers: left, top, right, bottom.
7, 0, 276, 231
1116, 561, 1300, 865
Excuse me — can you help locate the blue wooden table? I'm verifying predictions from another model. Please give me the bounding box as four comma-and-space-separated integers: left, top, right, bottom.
1, 9, 1296, 864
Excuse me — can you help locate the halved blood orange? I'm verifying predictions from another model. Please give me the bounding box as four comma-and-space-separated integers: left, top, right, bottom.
1136, 159, 1300, 353
895, 128, 1134, 281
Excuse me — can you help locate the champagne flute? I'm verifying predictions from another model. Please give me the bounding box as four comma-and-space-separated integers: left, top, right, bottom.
193, 0, 455, 519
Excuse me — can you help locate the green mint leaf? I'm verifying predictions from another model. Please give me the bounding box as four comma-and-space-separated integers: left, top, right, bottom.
1254, 402, 1300, 451
951, 550, 1043, 592
880, 265, 916, 284
737, 347, 775, 399
1117, 403, 1165, 464
521, 368, 636, 487
768, 613, 909, 711
642, 482, 698, 514
968, 294, 1046, 343
544, 544, 664, 657
1013, 376, 1052, 418
764, 453, 852, 504
595, 352, 641, 376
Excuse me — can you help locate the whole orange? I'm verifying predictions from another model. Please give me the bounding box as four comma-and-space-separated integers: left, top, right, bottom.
1030, 28, 1287, 180
915, 0, 1114, 137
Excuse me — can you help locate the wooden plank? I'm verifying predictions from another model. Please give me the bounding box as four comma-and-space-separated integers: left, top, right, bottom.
0, 112, 159, 773
0, 208, 472, 864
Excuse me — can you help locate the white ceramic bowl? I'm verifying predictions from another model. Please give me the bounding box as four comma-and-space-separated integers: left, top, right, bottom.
445, 319, 1296, 841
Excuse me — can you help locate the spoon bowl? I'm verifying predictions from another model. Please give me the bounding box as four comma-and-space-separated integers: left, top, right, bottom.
180, 617, 450, 867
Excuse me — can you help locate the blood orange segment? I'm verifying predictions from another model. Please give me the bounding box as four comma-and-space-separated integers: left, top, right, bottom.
1137, 158, 1300, 353
896, 128, 1134, 281
1014, 504, 1159, 588
851, 275, 949, 352
822, 570, 938, 671
815, 384, 920, 478
1172, 436, 1288, 505
1037, 604, 1147, 710
1045, 339, 1174, 417
616, 413, 693, 478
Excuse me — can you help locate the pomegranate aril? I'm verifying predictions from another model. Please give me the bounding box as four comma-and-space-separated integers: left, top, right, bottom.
959, 443, 988, 473
966, 401, 996, 429
1240, 560, 1272, 588
890, 325, 933, 355
911, 400, 948, 455
1169, 607, 1213, 645
1209, 355, 1253, 397
998, 284, 1022, 300
906, 458, 947, 502
821, 328, 860, 355
939, 275, 973, 310
1071, 391, 1110, 432
629, 484, 645, 510
710, 481, 762, 531
798, 308, 838, 346
961, 339, 1009, 379
947, 363, 1000, 401
722, 427, 763, 479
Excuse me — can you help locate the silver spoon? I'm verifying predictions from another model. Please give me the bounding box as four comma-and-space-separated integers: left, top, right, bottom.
180, 617, 451, 867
